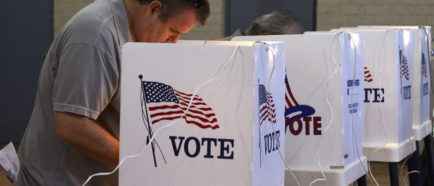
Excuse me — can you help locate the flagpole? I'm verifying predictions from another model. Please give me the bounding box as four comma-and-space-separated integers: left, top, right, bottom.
258, 80, 262, 168
139, 75, 158, 167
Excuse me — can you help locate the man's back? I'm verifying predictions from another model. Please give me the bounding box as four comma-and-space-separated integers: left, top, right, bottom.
16, 0, 131, 185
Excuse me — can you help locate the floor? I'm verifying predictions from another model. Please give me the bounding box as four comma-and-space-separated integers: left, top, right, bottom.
0, 143, 431, 186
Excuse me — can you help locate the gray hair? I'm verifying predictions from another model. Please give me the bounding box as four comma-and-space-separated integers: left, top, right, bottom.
244, 11, 304, 35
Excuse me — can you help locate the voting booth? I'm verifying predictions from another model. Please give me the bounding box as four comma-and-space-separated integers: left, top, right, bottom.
335, 28, 415, 162
119, 41, 286, 186
234, 32, 367, 186
357, 26, 432, 141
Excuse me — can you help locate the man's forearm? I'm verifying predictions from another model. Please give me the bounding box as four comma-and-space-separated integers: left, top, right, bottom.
55, 112, 119, 167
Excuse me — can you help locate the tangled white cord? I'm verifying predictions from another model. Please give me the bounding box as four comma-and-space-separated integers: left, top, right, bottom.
81, 45, 241, 186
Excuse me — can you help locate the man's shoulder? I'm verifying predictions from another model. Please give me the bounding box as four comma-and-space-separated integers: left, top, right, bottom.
59, 0, 117, 46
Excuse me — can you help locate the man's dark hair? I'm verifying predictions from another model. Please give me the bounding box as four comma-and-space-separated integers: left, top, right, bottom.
244, 11, 304, 35
137, 0, 210, 25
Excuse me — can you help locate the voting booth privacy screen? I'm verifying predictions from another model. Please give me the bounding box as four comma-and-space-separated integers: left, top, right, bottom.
234, 33, 366, 185
119, 42, 285, 186
335, 28, 415, 161
357, 26, 432, 141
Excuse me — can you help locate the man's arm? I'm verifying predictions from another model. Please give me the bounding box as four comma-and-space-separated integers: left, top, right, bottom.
55, 112, 119, 167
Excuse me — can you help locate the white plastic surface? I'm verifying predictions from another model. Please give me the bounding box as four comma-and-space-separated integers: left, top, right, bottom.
363, 137, 416, 162
119, 41, 286, 186
284, 156, 368, 186
234, 32, 366, 186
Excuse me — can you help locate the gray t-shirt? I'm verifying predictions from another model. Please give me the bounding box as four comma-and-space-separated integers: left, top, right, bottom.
16, 0, 131, 185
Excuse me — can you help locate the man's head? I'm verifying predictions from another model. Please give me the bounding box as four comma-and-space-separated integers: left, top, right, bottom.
125, 0, 210, 43
244, 11, 304, 36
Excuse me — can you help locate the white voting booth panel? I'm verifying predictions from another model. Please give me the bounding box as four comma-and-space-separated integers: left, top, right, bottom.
335, 28, 415, 162
120, 41, 286, 186
233, 33, 367, 186
357, 26, 432, 141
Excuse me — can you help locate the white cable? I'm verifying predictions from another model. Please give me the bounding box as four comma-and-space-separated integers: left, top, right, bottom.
371, 30, 393, 154
347, 33, 382, 186
284, 33, 341, 170
400, 155, 411, 186
367, 163, 380, 186
308, 152, 327, 186
403, 170, 421, 186
357, 30, 389, 186
308, 32, 343, 186
396, 28, 420, 186
81, 45, 241, 186
400, 137, 420, 186
261, 43, 301, 186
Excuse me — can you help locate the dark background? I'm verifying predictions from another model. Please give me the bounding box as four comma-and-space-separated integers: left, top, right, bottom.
224, 0, 316, 36
0, 0, 53, 143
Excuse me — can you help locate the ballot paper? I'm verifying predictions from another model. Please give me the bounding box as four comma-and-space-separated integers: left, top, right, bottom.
234, 32, 366, 185
120, 41, 286, 186
0, 142, 20, 182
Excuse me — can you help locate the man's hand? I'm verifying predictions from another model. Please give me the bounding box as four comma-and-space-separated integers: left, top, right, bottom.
55, 112, 119, 167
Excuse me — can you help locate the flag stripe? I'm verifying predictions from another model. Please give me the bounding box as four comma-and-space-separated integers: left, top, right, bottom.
285, 81, 299, 107
149, 105, 215, 117
175, 91, 203, 101
183, 117, 220, 129
147, 100, 213, 112
150, 107, 217, 123
177, 97, 207, 106
152, 115, 183, 124
183, 113, 218, 123
142, 81, 219, 129
364, 66, 374, 83
259, 84, 276, 125
175, 90, 200, 98
285, 93, 292, 107
178, 102, 212, 111
150, 110, 184, 118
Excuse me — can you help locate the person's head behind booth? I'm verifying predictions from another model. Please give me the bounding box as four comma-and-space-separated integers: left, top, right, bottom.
127, 0, 210, 43
244, 11, 304, 35
221, 11, 304, 40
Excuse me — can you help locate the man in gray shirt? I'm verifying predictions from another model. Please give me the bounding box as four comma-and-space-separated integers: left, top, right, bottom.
16, 0, 209, 185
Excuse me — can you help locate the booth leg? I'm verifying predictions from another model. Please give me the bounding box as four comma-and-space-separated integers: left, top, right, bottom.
389, 162, 399, 186
424, 136, 434, 186
356, 175, 367, 186
407, 141, 422, 186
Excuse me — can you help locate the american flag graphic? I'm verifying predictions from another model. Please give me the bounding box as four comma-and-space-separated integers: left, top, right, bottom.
141, 81, 220, 130
285, 76, 299, 108
364, 66, 373, 83
259, 84, 276, 125
283, 75, 316, 133
400, 54, 410, 80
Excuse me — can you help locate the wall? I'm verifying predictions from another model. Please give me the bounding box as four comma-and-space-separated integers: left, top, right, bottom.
53, 0, 224, 39
316, 0, 434, 40
181, 0, 224, 40
54, 0, 93, 35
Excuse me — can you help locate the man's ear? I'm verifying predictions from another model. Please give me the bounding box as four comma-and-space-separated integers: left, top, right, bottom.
148, 1, 162, 16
